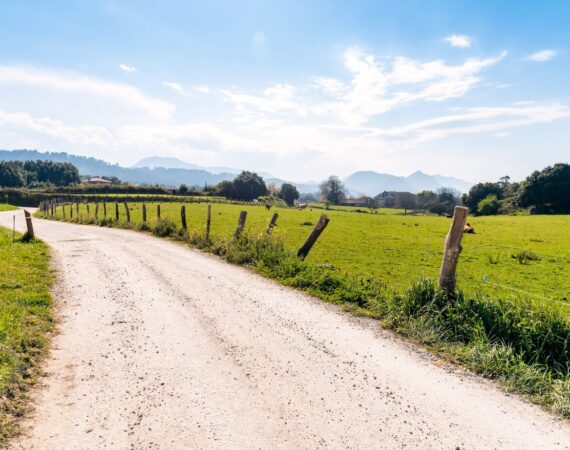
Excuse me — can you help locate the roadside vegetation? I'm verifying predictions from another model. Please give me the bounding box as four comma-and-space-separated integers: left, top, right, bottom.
0, 228, 53, 444
0, 204, 16, 212
37, 200, 570, 417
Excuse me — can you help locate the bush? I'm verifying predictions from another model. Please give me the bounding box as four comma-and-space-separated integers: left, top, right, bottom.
152, 218, 177, 237
477, 194, 500, 215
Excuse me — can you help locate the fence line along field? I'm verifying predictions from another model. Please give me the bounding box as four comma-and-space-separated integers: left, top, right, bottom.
45, 200, 570, 310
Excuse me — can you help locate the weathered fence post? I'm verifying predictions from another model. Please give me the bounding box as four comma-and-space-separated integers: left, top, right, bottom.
297, 215, 330, 259
115, 202, 119, 221
181, 205, 187, 230
124, 203, 130, 222
95, 202, 99, 219
142, 203, 147, 222
103, 202, 107, 217
69, 204, 73, 219
265, 212, 279, 236
233, 211, 247, 241
23, 210, 35, 239
51, 202, 55, 216
86, 204, 90, 216
206, 204, 211, 240
157, 204, 161, 220
76, 202, 80, 218
438, 206, 468, 294
62, 204, 66, 218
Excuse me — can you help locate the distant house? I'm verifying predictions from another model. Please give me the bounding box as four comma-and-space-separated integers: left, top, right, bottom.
339, 196, 369, 207
85, 177, 112, 185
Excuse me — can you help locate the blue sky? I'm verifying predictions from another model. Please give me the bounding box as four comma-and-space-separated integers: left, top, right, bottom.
0, 0, 569, 182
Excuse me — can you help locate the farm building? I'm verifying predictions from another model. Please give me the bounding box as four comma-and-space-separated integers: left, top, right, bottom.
339, 196, 370, 207
85, 177, 112, 185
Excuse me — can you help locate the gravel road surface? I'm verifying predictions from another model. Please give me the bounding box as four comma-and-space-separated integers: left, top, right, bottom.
2, 210, 568, 449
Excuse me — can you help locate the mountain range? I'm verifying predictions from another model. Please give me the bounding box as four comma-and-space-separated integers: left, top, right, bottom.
0, 150, 473, 195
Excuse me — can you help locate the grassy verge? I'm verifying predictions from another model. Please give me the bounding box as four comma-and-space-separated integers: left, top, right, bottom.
37, 212, 570, 418
0, 227, 53, 444
0, 205, 17, 212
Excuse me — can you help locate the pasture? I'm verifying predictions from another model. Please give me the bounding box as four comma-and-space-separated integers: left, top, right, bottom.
49, 201, 570, 309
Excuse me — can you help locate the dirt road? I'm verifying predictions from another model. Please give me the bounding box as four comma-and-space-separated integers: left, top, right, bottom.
2, 210, 568, 449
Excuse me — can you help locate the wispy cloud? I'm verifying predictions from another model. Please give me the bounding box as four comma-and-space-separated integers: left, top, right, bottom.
443, 34, 472, 48
525, 50, 557, 62
196, 85, 210, 93
163, 81, 192, 96
369, 104, 570, 144
118, 64, 136, 72
0, 65, 173, 122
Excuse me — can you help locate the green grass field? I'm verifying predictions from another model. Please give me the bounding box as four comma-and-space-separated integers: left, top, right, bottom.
48, 201, 570, 310
0, 228, 53, 443
0, 204, 17, 212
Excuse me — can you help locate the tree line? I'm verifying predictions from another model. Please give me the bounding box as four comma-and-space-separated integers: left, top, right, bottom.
462, 163, 570, 215
0, 160, 81, 187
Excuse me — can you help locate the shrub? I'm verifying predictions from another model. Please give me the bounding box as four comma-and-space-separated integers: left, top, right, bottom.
477, 194, 500, 215
152, 218, 177, 237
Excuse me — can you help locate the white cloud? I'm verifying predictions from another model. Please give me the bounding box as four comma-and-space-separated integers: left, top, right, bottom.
0, 65, 173, 122
196, 85, 210, 93
370, 103, 570, 144
163, 81, 192, 96
525, 50, 557, 62
444, 34, 472, 48
118, 64, 136, 72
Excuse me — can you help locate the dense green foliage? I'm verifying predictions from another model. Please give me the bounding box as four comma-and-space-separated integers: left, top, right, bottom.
477, 194, 500, 215
0, 228, 53, 442
216, 171, 268, 200
278, 183, 300, 206
464, 164, 570, 215
0, 160, 80, 188
519, 163, 570, 213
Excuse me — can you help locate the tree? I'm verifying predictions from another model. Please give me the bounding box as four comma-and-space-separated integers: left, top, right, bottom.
463, 182, 503, 213
0, 162, 26, 187
416, 190, 437, 210
518, 163, 570, 213
319, 176, 346, 205
395, 192, 416, 214
179, 184, 189, 194
216, 171, 268, 201
278, 183, 299, 206
477, 194, 500, 215
216, 180, 236, 198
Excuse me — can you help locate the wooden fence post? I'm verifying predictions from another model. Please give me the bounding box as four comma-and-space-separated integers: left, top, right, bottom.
95, 202, 99, 219
103, 202, 107, 217
124, 202, 130, 222
181, 205, 187, 229
233, 211, 247, 241
51, 202, 55, 216
23, 210, 35, 239
265, 212, 278, 236
86, 204, 90, 216
142, 203, 147, 222
206, 204, 211, 240
115, 202, 119, 221
297, 215, 330, 259
438, 206, 468, 294
157, 204, 161, 220
76, 202, 80, 218
62, 204, 66, 219
69, 204, 73, 219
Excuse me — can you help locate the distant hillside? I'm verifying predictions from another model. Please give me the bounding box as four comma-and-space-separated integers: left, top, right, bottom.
344, 170, 472, 196
133, 156, 242, 175
0, 150, 235, 187
0, 150, 473, 194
